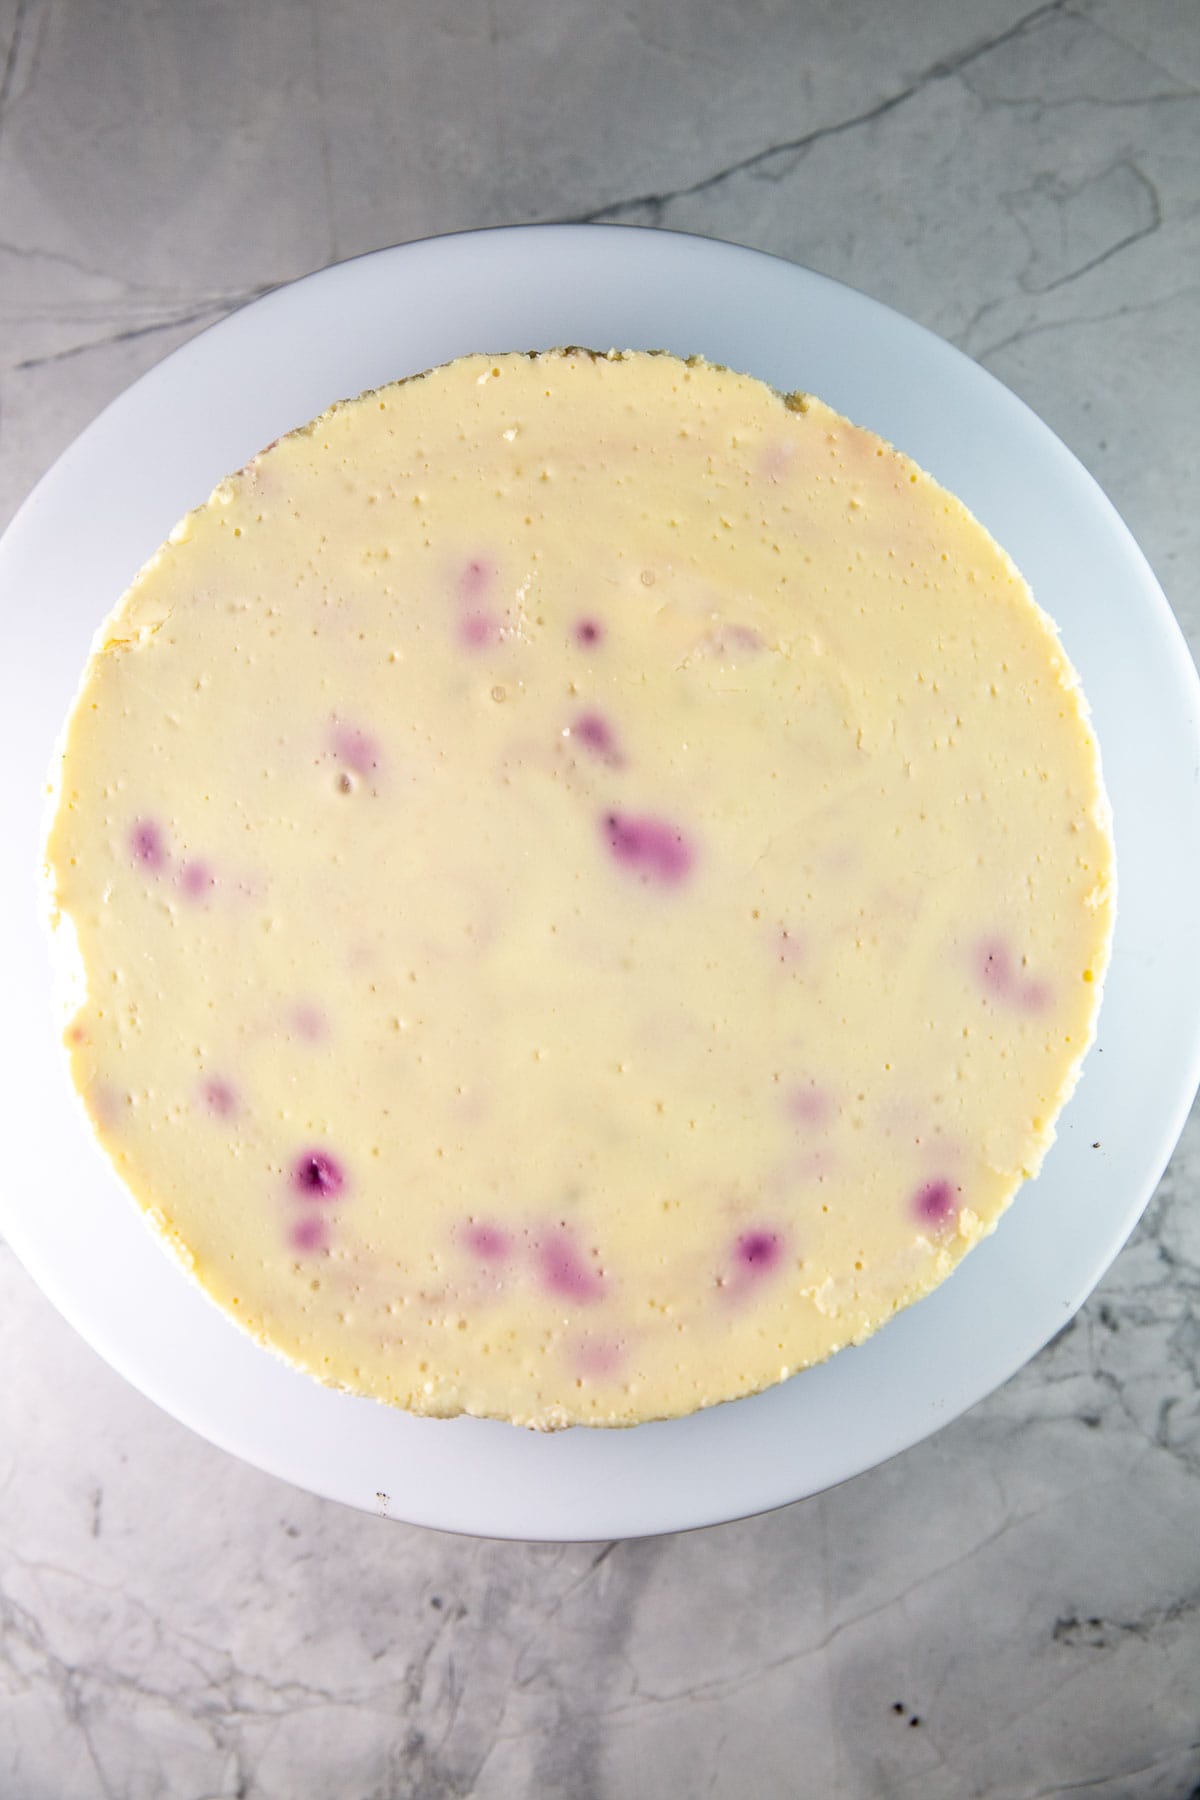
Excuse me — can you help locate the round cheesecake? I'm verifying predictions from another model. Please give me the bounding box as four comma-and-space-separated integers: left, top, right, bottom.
44, 349, 1115, 1429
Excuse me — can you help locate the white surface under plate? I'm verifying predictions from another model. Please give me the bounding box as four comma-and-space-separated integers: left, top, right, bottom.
2, 225, 1197, 1541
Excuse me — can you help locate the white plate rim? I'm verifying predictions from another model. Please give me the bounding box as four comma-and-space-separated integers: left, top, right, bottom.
2, 222, 1198, 1540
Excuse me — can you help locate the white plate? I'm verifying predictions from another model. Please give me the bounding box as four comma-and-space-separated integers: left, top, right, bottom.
2, 226, 1197, 1540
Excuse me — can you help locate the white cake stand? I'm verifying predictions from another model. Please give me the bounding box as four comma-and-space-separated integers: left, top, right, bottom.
2, 226, 1197, 1540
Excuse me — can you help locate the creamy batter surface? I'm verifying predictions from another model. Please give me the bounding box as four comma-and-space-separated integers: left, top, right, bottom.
44, 349, 1114, 1427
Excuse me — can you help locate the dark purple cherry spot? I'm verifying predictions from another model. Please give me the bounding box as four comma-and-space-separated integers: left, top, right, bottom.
291, 1215, 329, 1254
181, 860, 215, 898
130, 820, 165, 870
463, 1221, 511, 1262
202, 1078, 236, 1117
602, 812, 694, 885
736, 1229, 783, 1273
574, 617, 604, 646
913, 1178, 958, 1226
537, 1229, 604, 1303
573, 711, 621, 763
292, 1149, 345, 1201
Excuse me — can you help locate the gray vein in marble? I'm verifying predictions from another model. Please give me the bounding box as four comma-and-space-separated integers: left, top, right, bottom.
0, 237, 125, 281
0, 0, 32, 137
1002, 159, 1162, 295
572, 0, 1071, 224
964, 282, 1200, 366
10, 279, 279, 372
1072, 0, 1200, 93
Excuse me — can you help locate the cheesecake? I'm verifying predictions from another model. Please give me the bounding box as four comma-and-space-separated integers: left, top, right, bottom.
43, 348, 1115, 1428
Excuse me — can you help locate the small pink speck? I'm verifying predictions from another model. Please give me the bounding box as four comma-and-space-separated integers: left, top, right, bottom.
574, 617, 604, 646
202, 1078, 236, 1117
331, 721, 382, 777
791, 1146, 836, 1181
602, 812, 694, 885
291, 1215, 329, 1254
537, 1228, 604, 1304
180, 861, 215, 899
978, 939, 1011, 995
913, 1178, 958, 1226
787, 1084, 832, 1127
977, 938, 1051, 1012
460, 609, 499, 648
463, 1222, 511, 1262
777, 927, 805, 967
573, 1337, 623, 1378
91, 1084, 121, 1129
459, 558, 493, 602
573, 711, 621, 764
130, 820, 165, 870
291, 1005, 328, 1043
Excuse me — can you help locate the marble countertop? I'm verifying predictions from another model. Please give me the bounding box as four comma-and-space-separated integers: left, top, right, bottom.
2, 1, 1197, 1794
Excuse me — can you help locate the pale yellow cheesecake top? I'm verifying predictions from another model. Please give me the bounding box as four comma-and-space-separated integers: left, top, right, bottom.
44, 348, 1114, 1428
